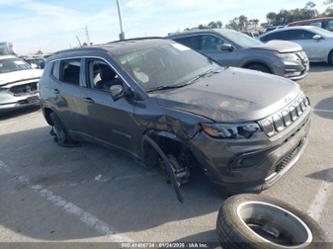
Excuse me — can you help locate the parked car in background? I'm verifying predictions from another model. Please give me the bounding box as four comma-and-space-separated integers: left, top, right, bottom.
259, 26, 333, 65
288, 17, 333, 32
168, 29, 309, 80
23, 57, 45, 69
0, 42, 15, 55
0, 55, 42, 113
39, 38, 311, 193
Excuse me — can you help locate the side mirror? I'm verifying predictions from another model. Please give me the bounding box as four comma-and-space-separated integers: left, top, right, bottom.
110, 84, 125, 101
218, 43, 234, 52
313, 34, 322, 41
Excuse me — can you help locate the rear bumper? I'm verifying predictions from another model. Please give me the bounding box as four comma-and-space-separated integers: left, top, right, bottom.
190, 109, 311, 193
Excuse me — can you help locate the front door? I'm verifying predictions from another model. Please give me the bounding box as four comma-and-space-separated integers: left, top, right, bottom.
79, 57, 138, 154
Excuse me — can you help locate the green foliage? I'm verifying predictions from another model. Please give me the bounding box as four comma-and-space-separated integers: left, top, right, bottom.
266, 1, 319, 26
183, 1, 332, 33
184, 20, 222, 31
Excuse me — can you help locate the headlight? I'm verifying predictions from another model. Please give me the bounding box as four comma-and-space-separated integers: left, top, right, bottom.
200, 122, 260, 139
275, 52, 298, 61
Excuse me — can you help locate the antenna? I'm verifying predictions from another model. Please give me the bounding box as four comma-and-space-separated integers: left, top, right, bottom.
116, 0, 125, 40
85, 26, 91, 44
76, 35, 82, 47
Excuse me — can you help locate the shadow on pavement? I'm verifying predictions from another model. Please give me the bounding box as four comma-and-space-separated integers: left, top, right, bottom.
309, 62, 332, 73
314, 97, 333, 120
0, 126, 225, 241
307, 168, 333, 182
0, 106, 40, 121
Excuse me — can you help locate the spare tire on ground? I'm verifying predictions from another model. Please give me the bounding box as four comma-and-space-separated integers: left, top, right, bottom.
216, 194, 328, 249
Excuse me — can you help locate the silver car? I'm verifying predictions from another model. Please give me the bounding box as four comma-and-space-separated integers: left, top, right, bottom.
259, 26, 333, 65
0, 55, 42, 113
168, 29, 309, 80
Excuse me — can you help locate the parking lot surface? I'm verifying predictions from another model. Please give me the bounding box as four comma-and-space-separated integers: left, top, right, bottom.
0, 64, 332, 244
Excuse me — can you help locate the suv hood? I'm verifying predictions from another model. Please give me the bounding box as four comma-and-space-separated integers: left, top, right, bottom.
0, 69, 43, 87
250, 40, 303, 53
154, 67, 300, 122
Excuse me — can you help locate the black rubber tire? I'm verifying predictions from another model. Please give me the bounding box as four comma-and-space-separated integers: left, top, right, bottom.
216, 194, 328, 249
49, 112, 75, 147
328, 50, 333, 65
245, 64, 271, 73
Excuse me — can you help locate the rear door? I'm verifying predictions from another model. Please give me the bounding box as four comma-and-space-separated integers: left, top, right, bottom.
50, 58, 88, 134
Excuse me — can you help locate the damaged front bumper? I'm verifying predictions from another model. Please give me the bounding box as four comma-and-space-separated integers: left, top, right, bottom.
189, 108, 311, 193
0, 80, 40, 112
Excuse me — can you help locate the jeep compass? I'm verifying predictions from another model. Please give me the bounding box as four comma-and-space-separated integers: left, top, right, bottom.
39, 38, 311, 193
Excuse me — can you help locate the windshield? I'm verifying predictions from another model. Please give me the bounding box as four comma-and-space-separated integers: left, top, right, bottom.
0, 57, 31, 74
113, 42, 221, 92
218, 30, 263, 47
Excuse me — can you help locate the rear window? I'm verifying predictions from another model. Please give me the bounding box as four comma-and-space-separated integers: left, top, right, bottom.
59, 59, 81, 85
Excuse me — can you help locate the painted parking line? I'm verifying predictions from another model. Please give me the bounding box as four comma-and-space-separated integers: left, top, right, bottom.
307, 166, 333, 222
0, 159, 133, 242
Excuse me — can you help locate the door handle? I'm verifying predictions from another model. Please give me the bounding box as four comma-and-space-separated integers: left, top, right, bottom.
83, 97, 95, 104
53, 89, 60, 94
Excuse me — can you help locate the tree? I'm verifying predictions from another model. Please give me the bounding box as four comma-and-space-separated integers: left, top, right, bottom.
266, 12, 277, 25
184, 20, 223, 31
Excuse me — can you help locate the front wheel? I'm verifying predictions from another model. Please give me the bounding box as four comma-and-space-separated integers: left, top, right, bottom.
216, 194, 328, 249
328, 50, 333, 65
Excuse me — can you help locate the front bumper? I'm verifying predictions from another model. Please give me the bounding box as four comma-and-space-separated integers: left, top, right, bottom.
0, 80, 40, 112
190, 108, 311, 193
271, 54, 310, 80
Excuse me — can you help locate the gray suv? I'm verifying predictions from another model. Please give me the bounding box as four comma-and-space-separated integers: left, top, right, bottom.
39, 38, 311, 194
168, 29, 309, 80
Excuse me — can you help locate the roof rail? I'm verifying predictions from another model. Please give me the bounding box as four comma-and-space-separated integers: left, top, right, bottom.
107, 36, 164, 44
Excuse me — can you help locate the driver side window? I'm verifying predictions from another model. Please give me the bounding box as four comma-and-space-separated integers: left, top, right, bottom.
201, 35, 225, 51
87, 58, 124, 92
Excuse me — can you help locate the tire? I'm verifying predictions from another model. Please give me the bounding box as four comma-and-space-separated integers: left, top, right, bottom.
245, 64, 271, 74
328, 50, 333, 65
216, 194, 328, 249
49, 112, 76, 147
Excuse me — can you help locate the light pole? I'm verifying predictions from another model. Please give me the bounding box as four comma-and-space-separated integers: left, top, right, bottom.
116, 0, 125, 40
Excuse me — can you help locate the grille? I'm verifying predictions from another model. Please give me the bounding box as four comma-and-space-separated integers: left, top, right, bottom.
296, 51, 309, 66
10, 82, 38, 96
259, 95, 310, 137
274, 138, 305, 173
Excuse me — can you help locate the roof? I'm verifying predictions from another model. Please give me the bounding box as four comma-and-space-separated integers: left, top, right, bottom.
167, 28, 241, 39
288, 17, 333, 25
261, 25, 321, 36
48, 37, 167, 60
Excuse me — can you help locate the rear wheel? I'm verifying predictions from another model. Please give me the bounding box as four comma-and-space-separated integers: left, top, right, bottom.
245, 63, 271, 74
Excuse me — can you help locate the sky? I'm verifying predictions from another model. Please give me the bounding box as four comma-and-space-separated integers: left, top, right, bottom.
0, 0, 328, 55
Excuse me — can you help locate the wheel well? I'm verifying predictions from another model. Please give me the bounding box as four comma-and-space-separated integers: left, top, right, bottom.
243, 62, 271, 73
43, 108, 54, 125
142, 134, 192, 169
328, 49, 333, 64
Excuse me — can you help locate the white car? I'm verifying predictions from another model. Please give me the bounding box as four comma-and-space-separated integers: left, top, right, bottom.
259, 26, 333, 65
0, 55, 43, 113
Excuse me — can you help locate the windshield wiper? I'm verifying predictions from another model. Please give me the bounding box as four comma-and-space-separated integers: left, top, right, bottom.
146, 68, 222, 93
146, 84, 188, 93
